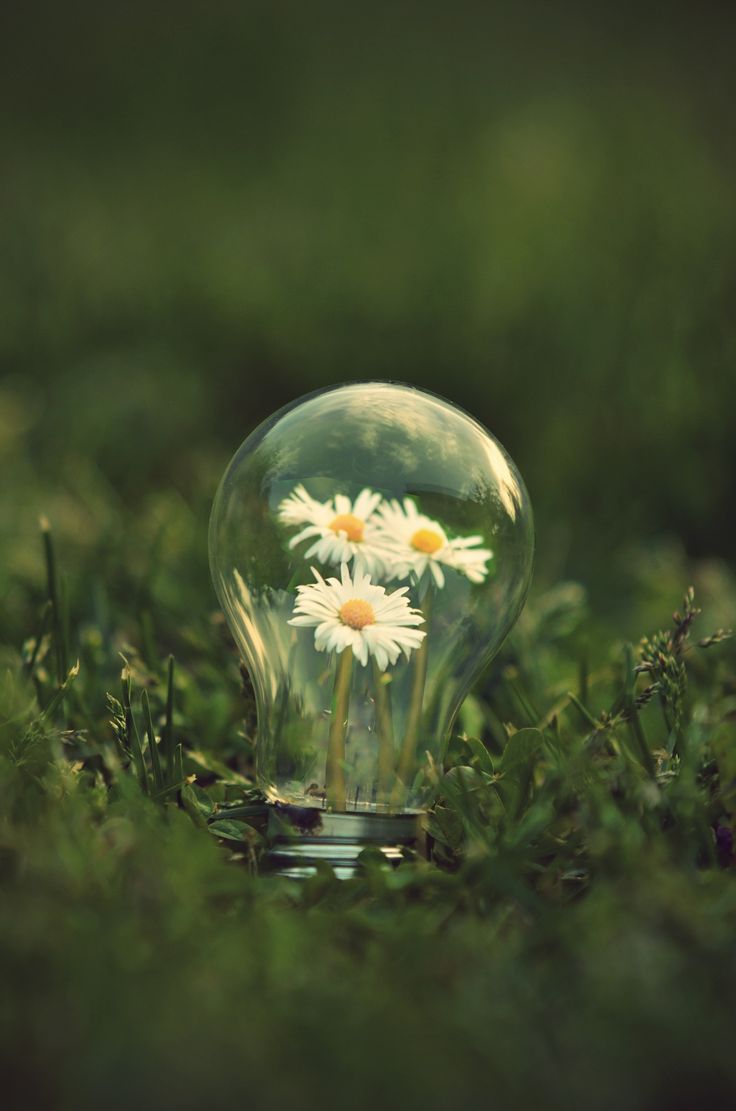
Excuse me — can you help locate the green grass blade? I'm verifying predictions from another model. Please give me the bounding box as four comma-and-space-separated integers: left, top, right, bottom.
623, 643, 654, 775
121, 665, 149, 795
162, 655, 176, 771
141, 689, 164, 791
40, 516, 68, 686
39, 660, 80, 721
23, 600, 52, 676
173, 743, 184, 788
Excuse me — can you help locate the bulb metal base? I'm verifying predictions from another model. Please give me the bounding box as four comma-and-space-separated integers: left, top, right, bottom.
264, 805, 420, 880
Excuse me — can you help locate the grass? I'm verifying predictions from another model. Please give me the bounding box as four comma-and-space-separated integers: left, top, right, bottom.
1, 519, 735, 1110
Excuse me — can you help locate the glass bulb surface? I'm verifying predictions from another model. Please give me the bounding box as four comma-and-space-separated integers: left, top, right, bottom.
209, 382, 533, 824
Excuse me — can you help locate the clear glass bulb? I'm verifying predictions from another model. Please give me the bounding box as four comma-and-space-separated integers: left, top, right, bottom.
209, 382, 533, 874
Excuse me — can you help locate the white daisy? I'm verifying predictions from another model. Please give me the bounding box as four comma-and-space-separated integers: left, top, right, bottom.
278, 485, 389, 576
277, 483, 327, 527
288, 563, 426, 671
375, 497, 493, 589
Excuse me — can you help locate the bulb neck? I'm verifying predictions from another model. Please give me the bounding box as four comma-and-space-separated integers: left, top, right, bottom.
264, 805, 422, 880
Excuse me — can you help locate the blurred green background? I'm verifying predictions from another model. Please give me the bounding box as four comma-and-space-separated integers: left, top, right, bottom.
2, 0, 736, 644
3, 7, 736, 1109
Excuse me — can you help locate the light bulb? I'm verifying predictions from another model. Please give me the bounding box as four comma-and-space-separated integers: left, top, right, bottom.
209, 382, 533, 876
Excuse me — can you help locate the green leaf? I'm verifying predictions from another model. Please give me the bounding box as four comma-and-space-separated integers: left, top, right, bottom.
185, 747, 252, 786
462, 734, 495, 776
180, 783, 208, 828
208, 819, 259, 843
500, 728, 544, 773
498, 728, 544, 818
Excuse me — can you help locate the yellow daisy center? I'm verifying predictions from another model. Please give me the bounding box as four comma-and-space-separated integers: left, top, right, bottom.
410, 527, 444, 555
329, 513, 365, 543
338, 599, 376, 630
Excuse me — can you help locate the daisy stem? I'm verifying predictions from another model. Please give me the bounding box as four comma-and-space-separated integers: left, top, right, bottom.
393, 589, 432, 803
373, 661, 395, 805
326, 646, 352, 811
